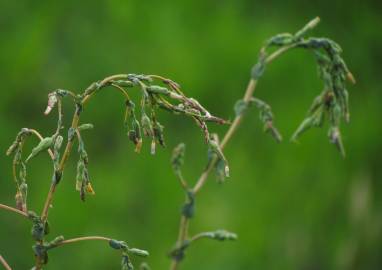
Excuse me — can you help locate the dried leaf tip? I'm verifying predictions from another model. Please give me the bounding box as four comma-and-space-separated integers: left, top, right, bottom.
44, 93, 58, 115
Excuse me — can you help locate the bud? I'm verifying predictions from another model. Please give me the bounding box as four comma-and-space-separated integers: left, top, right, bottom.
44, 92, 58, 115
109, 239, 128, 250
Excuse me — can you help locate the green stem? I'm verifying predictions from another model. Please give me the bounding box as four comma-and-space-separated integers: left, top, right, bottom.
169, 44, 297, 270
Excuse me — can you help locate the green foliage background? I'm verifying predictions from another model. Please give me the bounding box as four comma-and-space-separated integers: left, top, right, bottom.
0, 1, 381, 269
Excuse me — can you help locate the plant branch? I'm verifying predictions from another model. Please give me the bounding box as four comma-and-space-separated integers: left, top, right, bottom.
0, 203, 28, 218
53, 236, 110, 248
0, 255, 12, 270
170, 41, 299, 270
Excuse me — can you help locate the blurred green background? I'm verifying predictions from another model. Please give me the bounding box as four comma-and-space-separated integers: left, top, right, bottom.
0, 1, 381, 269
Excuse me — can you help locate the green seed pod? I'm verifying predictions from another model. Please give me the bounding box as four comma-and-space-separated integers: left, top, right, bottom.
46, 235, 65, 249
147, 85, 170, 95
291, 117, 313, 142
153, 121, 165, 147
26, 136, 54, 162
267, 33, 294, 47
121, 253, 134, 270
128, 248, 149, 257
77, 123, 94, 131
114, 80, 134, 88
54, 135, 63, 151
141, 113, 153, 137
171, 143, 186, 174
182, 191, 195, 218
208, 139, 229, 178
140, 262, 151, 270
234, 99, 248, 117
251, 57, 266, 80
211, 230, 238, 241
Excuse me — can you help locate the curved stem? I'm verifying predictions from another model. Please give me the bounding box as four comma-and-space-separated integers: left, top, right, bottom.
0, 203, 28, 218
170, 44, 297, 270
40, 74, 130, 223
0, 255, 12, 270
54, 236, 110, 248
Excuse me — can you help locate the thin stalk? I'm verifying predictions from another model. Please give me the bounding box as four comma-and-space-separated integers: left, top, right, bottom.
170, 44, 296, 270
54, 236, 110, 248
0, 203, 28, 218
0, 255, 12, 270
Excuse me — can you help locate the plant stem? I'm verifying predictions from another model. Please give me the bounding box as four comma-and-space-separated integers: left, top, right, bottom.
169, 44, 296, 270
55, 236, 110, 247
0, 203, 28, 218
40, 74, 131, 223
0, 255, 12, 270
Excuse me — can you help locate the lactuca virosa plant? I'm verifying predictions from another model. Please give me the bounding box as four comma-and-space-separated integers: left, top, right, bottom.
0, 17, 354, 270
167, 17, 355, 270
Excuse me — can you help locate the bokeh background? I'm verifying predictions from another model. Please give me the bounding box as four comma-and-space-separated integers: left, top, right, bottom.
0, 1, 381, 269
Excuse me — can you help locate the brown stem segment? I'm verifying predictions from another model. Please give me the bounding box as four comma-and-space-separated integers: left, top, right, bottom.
0, 203, 28, 218
0, 255, 12, 270
169, 44, 296, 270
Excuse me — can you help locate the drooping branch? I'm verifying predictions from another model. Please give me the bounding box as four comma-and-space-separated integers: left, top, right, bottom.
169, 17, 355, 270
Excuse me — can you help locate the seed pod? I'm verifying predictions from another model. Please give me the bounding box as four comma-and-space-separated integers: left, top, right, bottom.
147, 85, 170, 95
182, 190, 195, 218
291, 117, 313, 142
77, 123, 94, 131
328, 126, 345, 158
46, 236, 65, 249
128, 248, 149, 257
171, 143, 186, 174
211, 230, 238, 241
267, 33, 294, 47
26, 136, 54, 162
121, 253, 134, 270
141, 113, 153, 137
140, 262, 151, 270
234, 99, 248, 117
153, 121, 165, 147
208, 138, 229, 178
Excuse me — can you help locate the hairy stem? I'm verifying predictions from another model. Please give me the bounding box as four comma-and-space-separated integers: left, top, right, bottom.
170, 44, 296, 270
